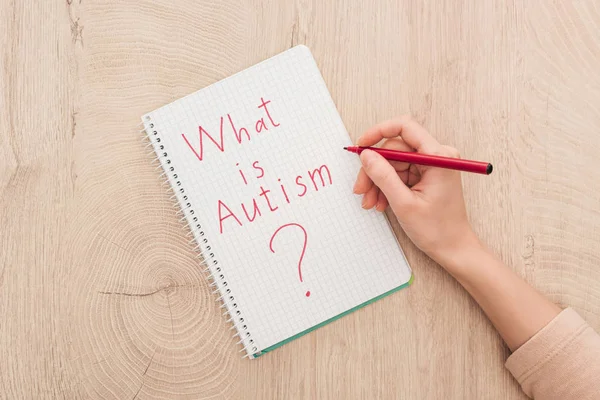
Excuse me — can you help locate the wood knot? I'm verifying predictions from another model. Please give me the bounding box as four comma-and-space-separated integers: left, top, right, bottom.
522, 234, 535, 260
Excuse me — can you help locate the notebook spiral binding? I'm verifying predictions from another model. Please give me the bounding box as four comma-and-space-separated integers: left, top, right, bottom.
140, 116, 258, 358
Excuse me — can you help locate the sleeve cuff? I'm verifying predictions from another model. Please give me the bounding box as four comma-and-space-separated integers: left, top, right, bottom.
505, 307, 587, 382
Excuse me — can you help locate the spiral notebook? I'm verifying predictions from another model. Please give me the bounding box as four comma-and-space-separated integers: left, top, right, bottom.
141, 45, 413, 358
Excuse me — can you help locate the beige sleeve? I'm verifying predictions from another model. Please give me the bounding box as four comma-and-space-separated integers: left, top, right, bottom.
505, 308, 600, 399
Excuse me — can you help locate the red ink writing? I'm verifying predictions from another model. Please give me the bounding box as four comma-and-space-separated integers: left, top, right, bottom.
257, 97, 280, 127
182, 119, 225, 161
308, 165, 333, 191
259, 185, 278, 212
228, 114, 251, 143
217, 163, 333, 234
278, 179, 290, 204
255, 118, 268, 133
252, 161, 265, 178
182, 98, 281, 162
236, 162, 248, 185
269, 223, 310, 297
241, 198, 262, 222
217, 199, 242, 234
295, 175, 307, 197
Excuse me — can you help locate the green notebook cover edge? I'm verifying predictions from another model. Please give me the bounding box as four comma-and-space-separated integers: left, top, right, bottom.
252, 273, 414, 358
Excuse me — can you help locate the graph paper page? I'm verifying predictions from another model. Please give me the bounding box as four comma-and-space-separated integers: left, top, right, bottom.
144, 46, 412, 357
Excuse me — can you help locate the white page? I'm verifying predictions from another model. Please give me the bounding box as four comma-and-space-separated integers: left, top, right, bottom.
143, 46, 412, 358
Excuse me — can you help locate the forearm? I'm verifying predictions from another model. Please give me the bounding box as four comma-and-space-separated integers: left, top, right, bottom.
438, 239, 561, 351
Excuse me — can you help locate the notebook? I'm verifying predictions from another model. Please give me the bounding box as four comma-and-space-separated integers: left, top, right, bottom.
141, 45, 413, 358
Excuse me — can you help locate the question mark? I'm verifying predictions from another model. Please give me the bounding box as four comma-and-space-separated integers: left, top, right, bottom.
269, 223, 310, 297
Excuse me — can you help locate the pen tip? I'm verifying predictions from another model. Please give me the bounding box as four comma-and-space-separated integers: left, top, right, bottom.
343, 147, 348, 150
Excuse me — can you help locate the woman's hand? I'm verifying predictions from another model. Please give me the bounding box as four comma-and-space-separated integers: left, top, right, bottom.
353, 116, 480, 267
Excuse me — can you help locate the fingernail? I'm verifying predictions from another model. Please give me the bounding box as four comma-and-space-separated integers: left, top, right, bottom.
361, 197, 368, 209
360, 150, 375, 168
352, 182, 359, 194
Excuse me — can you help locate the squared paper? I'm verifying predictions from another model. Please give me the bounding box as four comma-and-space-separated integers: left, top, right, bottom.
142, 46, 412, 358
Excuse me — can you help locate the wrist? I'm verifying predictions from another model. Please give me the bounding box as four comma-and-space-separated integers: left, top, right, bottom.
431, 231, 490, 277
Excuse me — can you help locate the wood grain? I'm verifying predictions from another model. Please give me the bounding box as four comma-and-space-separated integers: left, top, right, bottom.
1, 0, 600, 398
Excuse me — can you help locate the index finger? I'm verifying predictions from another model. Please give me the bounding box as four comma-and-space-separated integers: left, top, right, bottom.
357, 116, 441, 154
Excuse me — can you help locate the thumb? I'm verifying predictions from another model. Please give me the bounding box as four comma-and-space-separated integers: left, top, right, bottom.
360, 149, 415, 208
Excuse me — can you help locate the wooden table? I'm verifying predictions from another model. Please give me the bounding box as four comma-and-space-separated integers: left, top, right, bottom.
2, 1, 600, 398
